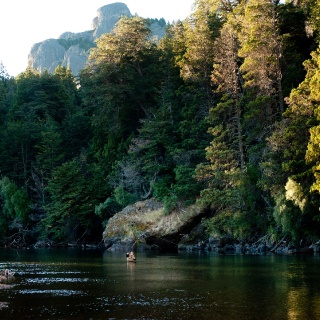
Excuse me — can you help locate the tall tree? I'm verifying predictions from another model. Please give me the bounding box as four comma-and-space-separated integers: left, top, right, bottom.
0, 177, 32, 245
178, 0, 222, 114
263, 43, 320, 240
86, 16, 159, 119
239, 0, 283, 112
80, 15, 171, 209
304, 46, 320, 195
212, 19, 245, 170
81, 16, 161, 158
0, 62, 15, 126
238, 0, 285, 227
277, 2, 316, 97
12, 69, 71, 123
41, 158, 104, 243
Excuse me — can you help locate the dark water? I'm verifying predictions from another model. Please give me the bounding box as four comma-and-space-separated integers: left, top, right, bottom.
0, 249, 320, 319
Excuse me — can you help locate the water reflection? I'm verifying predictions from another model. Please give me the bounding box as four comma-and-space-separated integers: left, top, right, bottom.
283, 257, 320, 320
0, 249, 319, 319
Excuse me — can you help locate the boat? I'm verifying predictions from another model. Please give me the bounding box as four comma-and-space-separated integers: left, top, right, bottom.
126, 251, 136, 262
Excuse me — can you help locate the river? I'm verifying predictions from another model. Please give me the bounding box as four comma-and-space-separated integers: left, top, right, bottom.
0, 248, 319, 319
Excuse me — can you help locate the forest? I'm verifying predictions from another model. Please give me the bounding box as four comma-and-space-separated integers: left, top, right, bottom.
0, 0, 320, 248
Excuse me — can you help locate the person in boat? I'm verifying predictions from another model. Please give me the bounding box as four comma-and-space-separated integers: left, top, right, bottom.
126, 251, 136, 262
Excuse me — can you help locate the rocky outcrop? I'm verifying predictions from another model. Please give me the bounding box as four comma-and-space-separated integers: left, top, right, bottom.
93, 2, 131, 38
61, 44, 89, 76
102, 198, 320, 255
28, 39, 66, 74
0, 270, 14, 283
102, 198, 210, 252
28, 2, 166, 76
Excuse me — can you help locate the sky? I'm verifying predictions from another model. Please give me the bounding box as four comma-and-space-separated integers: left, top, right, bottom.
0, 0, 195, 77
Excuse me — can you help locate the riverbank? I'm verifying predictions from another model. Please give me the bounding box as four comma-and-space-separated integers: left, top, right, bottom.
101, 198, 320, 255
3, 197, 319, 255
103, 199, 320, 255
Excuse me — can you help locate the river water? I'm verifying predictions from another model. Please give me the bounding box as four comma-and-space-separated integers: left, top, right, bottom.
0, 248, 319, 319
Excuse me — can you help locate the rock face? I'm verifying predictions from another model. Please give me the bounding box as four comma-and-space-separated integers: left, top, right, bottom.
102, 198, 209, 252
28, 2, 166, 76
93, 2, 131, 38
28, 39, 66, 74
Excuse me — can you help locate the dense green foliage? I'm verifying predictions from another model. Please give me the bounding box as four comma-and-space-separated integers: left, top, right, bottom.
1, 0, 320, 246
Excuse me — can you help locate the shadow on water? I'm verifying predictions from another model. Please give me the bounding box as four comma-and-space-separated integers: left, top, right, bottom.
0, 248, 319, 319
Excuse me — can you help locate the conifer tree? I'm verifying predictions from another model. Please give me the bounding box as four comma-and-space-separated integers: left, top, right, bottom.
41, 158, 104, 243
238, 0, 284, 176
304, 47, 320, 194
194, 2, 257, 239
264, 43, 320, 240
239, 0, 283, 117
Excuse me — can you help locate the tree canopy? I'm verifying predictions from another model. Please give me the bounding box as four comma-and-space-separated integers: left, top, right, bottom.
0, 0, 320, 247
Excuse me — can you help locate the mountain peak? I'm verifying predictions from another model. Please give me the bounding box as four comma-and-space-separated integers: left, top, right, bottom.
92, 2, 132, 37
27, 2, 165, 76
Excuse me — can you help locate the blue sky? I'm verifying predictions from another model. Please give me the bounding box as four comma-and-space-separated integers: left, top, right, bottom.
0, 0, 195, 76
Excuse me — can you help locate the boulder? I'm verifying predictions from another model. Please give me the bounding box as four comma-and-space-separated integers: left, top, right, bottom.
0, 270, 14, 283
103, 198, 209, 252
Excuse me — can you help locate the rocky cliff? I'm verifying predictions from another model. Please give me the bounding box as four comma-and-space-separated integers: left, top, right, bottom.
28, 2, 166, 76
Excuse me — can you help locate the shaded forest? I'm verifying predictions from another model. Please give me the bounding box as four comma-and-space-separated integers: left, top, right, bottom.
1, 0, 320, 247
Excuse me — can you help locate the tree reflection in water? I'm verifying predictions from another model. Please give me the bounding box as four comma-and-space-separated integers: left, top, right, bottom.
0, 249, 319, 319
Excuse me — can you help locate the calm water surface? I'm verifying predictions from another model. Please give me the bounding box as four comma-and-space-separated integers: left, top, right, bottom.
0, 248, 319, 319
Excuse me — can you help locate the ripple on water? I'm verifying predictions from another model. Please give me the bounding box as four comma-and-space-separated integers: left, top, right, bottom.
14, 268, 85, 276
97, 291, 204, 309
25, 277, 89, 284
0, 262, 87, 276
17, 289, 86, 296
